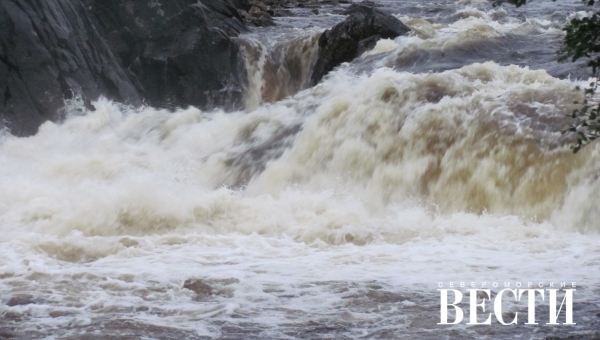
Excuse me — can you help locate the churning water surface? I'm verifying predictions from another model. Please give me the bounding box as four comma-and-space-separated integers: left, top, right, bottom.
1, 0, 600, 338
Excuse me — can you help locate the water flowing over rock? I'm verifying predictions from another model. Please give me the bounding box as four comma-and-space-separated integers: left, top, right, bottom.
2, 0, 600, 337
310, 2, 411, 85
0, 0, 248, 136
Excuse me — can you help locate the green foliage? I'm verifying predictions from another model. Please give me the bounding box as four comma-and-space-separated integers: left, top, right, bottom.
561, 13, 600, 72
560, 13, 600, 152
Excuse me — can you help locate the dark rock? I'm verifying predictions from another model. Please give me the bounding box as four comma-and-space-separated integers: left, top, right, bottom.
312, 8, 320, 14
240, 0, 276, 25
86, 0, 248, 111
231, 0, 252, 11
183, 279, 213, 296
271, 8, 293, 17
352, 0, 380, 7
249, 1, 268, 11
238, 9, 251, 18
48, 310, 73, 318
6, 294, 35, 307
0, 0, 248, 137
0, 0, 141, 136
249, 11, 276, 26
310, 1, 410, 85
263, 0, 281, 5
183, 278, 238, 300
357, 34, 381, 55
249, 5, 263, 15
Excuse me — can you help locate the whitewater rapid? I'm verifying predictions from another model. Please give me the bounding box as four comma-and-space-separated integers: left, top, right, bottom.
1, 0, 600, 338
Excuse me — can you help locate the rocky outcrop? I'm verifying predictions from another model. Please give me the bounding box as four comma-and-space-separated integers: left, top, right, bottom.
310, 2, 410, 85
0, 0, 141, 136
235, 0, 276, 26
0, 0, 248, 137
85, 0, 248, 111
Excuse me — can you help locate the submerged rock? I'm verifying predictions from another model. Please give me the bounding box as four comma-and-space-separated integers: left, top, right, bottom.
183, 279, 213, 297
310, 2, 410, 85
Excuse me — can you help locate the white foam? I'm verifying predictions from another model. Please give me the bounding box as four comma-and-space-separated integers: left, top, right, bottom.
0, 11, 598, 334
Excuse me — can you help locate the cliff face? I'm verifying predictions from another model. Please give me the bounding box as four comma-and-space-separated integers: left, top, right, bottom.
85, 0, 248, 111
0, 0, 247, 136
0, 0, 142, 136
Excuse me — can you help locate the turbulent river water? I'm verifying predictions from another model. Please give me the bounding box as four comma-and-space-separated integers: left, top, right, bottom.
2, 0, 600, 338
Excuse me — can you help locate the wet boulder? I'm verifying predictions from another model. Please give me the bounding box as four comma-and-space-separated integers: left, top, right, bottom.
249, 1, 268, 12
85, 0, 248, 111
270, 8, 293, 17
0, 0, 248, 137
0, 0, 141, 136
230, 0, 252, 11
310, 2, 410, 85
249, 11, 276, 26
357, 34, 381, 55
239, 0, 275, 26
